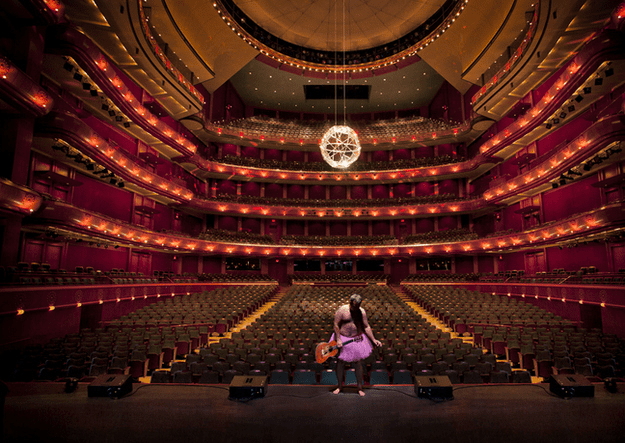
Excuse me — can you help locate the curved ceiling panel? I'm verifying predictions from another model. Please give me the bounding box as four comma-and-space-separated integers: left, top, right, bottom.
232, 0, 448, 52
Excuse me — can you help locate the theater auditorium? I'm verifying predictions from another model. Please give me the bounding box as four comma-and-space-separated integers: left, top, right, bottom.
1, 0, 625, 442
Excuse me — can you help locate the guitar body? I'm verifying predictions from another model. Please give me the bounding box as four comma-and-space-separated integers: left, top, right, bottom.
315, 336, 363, 364
315, 341, 339, 364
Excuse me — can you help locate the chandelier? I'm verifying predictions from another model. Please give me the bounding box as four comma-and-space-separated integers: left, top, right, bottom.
319, 0, 361, 169
320, 125, 361, 169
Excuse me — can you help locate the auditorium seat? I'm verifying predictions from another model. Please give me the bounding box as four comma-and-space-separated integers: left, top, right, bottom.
511, 370, 532, 383
197, 370, 220, 384
172, 370, 193, 384
150, 370, 170, 383
292, 369, 317, 385
269, 369, 290, 384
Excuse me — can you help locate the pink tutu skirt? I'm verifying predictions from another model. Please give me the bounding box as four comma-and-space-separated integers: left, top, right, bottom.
330, 333, 374, 362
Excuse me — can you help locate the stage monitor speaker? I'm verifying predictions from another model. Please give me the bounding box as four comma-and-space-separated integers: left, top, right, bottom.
549, 374, 594, 398
415, 375, 453, 400
88, 374, 133, 398
229, 375, 268, 400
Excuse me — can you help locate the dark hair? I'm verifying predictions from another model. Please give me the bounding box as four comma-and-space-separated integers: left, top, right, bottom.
350, 303, 364, 334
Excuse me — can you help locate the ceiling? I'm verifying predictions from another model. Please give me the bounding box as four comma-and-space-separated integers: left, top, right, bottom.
65, 0, 555, 116
228, 56, 446, 114
231, 0, 448, 52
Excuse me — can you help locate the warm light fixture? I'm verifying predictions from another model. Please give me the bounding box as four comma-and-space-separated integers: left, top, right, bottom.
319, 0, 360, 169
319, 125, 361, 168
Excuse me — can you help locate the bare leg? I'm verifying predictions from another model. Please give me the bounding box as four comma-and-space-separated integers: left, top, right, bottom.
333, 359, 345, 394
355, 360, 365, 396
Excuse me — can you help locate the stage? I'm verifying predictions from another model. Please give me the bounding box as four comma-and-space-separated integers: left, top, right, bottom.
3, 381, 625, 443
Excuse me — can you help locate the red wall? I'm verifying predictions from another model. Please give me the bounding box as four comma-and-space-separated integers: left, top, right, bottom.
542, 177, 600, 222
65, 243, 128, 273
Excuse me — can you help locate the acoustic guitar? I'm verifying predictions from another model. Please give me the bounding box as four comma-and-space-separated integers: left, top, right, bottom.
315, 335, 364, 364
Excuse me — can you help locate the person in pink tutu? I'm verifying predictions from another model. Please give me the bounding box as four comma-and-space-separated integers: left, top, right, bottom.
331, 294, 382, 396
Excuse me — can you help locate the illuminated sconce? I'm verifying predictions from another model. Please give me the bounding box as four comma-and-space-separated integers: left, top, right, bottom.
425, 247, 433, 254
462, 245, 471, 251
428, 207, 437, 214
261, 209, 269, 215
409, 209, 417, 215
444, 246, 452, 253
111, 77, 123, 89
241, 208, 249, 214
353, 211, 361, 217
49, 305, 55, 311
282, 249, 291, 255
450, 206, 459, 212
481, 243, 490, 249
371, 249, 378, 256
389, 210, 397, 216
301, 249, 308, 256
280, 173, 287, 179
371, 211, 378, 217
452, 166, 460, 172
17, 309, 25, 316
218, 205, 227, 212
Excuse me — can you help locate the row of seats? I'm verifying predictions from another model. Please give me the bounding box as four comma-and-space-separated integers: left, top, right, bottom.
209, 193, 466, 209
290, 274, 388, 283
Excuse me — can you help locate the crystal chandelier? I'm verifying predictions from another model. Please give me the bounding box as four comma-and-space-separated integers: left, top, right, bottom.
319, 0, 360, 169
320, 125, 361, 169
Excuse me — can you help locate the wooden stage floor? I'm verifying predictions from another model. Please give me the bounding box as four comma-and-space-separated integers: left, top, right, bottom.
3, 381, 625, 443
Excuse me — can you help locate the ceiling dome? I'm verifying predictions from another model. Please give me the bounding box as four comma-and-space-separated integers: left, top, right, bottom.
231, 0, 448, 52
